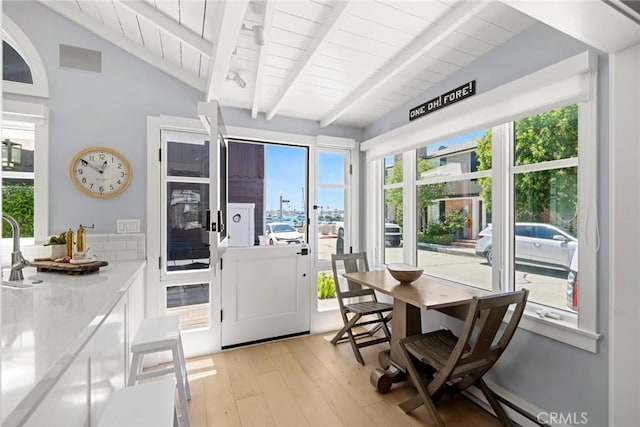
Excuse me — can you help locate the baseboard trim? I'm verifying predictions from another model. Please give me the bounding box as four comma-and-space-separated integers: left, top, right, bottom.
464, 380, 570, 427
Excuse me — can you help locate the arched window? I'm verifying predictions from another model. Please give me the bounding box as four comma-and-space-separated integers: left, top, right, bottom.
4, 40, 33, 84
2, 14, 49, 98
2, 16, 50, 243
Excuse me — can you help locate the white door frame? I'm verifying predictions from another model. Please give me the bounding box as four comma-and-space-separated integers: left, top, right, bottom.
224, 126, 359, 335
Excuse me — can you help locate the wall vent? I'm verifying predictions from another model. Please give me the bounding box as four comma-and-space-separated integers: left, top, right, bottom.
59, 44, 102, 73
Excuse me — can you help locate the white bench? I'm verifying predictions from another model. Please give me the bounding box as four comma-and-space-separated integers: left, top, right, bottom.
97, 378, 177, 427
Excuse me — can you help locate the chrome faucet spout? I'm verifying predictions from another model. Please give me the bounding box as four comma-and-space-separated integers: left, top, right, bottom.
2, 213, 31, 281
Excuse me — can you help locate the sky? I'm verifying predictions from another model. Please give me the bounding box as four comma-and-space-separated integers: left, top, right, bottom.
265, 130, 486, 214
265, 146, 346, 213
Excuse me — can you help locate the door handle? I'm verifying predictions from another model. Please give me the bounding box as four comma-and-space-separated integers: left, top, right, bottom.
297, 247, 309, 255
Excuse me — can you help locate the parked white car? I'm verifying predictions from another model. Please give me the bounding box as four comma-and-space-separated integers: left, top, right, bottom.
265, 222, 304, 245
566, 248, 578, 311
475, 222, 577, 271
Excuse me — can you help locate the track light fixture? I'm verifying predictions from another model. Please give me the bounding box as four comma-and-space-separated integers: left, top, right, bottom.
241, 23, 264, 46
227, 72, 247, 88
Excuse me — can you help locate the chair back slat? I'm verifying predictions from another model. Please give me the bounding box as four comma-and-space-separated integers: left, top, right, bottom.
462, 289, 528, 368
332, 253, 372, 294
470, 305, 509, 355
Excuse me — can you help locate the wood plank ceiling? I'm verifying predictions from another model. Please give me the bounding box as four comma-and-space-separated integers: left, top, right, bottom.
42, 0, 536, 128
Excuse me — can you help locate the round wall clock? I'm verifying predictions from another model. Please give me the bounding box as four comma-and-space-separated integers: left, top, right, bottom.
70, 146, 131, 198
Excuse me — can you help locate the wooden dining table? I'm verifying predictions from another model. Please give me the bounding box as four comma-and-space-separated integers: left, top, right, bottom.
343, 269, 489, 392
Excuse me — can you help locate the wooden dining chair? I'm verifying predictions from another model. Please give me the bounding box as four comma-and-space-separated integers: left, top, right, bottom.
330, 252, 393, 365
397, 289, 529, 426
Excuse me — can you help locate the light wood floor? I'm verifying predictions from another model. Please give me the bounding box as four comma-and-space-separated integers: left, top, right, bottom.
184, 333, 501, 427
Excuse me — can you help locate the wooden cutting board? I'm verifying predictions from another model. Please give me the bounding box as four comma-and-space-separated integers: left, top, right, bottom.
31, 258, 109, 274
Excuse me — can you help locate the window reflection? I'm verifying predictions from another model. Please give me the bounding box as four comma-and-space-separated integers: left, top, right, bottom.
166, 183, 210, 271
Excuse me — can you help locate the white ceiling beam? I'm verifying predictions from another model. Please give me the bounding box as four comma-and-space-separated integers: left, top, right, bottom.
251, 0, 275, 119
206, 0, 249, 101
319, 1, 490, 128
116, 0, 212, 57
38, 0, 206, 92
502, 0, 640, 53
265, 1, 353, 121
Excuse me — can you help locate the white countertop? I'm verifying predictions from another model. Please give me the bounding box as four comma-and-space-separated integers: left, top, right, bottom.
0, 260, 146, 425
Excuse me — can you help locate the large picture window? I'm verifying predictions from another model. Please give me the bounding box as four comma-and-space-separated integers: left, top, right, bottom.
366, 52, 597, 351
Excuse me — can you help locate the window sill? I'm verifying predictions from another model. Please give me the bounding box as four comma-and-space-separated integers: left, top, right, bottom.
508, 302, 601, 353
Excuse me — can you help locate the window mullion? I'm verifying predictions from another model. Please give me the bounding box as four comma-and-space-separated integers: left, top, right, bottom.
403, 150, 416, 266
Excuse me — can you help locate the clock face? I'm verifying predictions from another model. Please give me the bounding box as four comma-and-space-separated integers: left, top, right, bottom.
70, 147, 131, 198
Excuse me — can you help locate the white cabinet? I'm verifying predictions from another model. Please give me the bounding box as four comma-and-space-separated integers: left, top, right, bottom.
92, 297, 126, 425
25, 342, 93, 427
126, 271, 145, 380
24, 271, 145, 427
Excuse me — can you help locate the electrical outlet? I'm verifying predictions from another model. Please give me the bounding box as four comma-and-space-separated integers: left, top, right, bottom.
117, 219, 140, 233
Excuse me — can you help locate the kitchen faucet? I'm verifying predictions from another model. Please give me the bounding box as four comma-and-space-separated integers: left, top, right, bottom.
2, 213, 30, 281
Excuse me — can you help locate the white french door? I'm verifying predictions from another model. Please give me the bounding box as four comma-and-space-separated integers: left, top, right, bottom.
147, 116, 222, 357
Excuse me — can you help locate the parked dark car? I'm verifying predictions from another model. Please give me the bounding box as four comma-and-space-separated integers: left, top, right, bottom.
385, 223, 402, 247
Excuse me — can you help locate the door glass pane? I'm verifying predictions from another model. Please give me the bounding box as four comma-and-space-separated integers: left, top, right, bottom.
514, 167, 578, 310
384, 188, 402, 263
167, 140, 209, 178
228, 142, 307, 246
166, 183, 210, 271
316, 188, 345, 263
166, 283, 210, 330
319, 152, 345, 185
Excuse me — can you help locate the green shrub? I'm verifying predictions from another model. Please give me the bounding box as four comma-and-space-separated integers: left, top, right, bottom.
317, 272, 336, 299
418, 232, 454, 245
417, 221, 454, 245
2, 183, 34, 238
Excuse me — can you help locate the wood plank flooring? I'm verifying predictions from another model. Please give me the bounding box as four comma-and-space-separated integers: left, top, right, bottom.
185, 333, 501, 426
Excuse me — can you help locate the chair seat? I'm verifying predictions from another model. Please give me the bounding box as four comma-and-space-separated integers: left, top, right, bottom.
345, 301, 393, 315
403, 329, 458, 369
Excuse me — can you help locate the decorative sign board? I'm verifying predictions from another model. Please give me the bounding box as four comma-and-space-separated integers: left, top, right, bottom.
409, 80, 476, 121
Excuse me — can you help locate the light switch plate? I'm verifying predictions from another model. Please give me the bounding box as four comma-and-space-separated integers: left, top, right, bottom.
117, 219, 140, 233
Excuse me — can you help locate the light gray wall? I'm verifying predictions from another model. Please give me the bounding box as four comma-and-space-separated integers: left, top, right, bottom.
361, 22, 610, 424
4, 0, 202, 234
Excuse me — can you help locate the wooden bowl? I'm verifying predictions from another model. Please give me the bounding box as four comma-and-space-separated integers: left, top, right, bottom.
387, 264, 424, 284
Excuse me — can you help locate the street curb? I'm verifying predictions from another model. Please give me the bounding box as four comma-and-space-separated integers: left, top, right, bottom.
418, 242, 479, 258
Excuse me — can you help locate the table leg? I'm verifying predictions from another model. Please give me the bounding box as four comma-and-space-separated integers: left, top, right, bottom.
370, 299, 422, 393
